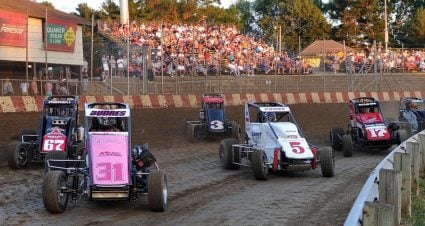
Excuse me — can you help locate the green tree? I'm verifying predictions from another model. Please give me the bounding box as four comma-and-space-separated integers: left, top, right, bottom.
331, 0, 384, 47
406, 7, 425, 45
254, 0, 331, 53
235, 0, 255, 35
40, 1, 54, 9
74, 3, 94, 20
99, 0, 120, 20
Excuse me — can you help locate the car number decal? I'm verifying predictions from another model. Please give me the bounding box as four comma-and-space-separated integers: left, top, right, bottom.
290, 141, 305, 154
210, 120, 224, 130
96, 163, 124, 182
367, 127, 387, 138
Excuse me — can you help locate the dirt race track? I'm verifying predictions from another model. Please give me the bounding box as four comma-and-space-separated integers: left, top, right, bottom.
0, 102, 400, 226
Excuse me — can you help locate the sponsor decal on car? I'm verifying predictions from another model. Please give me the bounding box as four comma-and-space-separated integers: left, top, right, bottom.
89, 110, 126, 117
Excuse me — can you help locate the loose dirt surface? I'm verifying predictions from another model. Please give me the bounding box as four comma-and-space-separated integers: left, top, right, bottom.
0, 102, 400, 226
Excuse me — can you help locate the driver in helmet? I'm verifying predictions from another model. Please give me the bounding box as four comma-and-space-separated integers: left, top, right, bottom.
403, 100, 418, 131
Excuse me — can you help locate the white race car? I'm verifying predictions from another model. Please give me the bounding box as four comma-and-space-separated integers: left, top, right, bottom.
219, 102, 334, 180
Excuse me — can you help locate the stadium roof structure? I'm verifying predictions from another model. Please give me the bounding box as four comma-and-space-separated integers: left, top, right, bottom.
0, 0, 90, 26
300, 39, 355, 56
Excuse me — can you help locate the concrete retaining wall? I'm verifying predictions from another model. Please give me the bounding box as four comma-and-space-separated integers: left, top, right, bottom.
1, 91, 425, 112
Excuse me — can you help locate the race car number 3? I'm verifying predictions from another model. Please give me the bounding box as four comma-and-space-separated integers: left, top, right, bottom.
210, 120, 224, 129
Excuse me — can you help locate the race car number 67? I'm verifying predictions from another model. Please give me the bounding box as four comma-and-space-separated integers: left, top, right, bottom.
210, 120, 224, 129
43, 139, 65, 151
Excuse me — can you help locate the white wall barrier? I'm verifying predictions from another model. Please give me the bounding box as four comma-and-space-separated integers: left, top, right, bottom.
344, 130, 425, 226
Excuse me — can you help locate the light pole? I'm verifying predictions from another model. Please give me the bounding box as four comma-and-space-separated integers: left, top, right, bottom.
384, 0, 388, 52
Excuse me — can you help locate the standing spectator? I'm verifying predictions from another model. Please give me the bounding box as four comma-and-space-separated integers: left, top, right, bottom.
65, 66, 71, 80
110, 56, 117, 77
20, 82, 28, 95
117, 57, 124, 77
122, 55, 128, 76
30, 76, 39, 95
3, 78, 14, 96
82, 58, 88, 73
45, 80, 53, 97
57, 82, 69, 95
81, 68, 89, 95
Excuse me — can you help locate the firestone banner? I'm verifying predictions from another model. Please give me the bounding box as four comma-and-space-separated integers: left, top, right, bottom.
47, 18, 77, 52
0, 10, 26, 47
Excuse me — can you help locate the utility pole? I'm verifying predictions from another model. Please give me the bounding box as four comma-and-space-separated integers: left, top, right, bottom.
384, 0, 388, 52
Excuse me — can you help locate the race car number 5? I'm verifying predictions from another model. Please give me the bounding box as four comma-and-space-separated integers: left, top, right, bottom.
210, 120, 224, 129
43, 139, 65, 151
290, 141, 305, 154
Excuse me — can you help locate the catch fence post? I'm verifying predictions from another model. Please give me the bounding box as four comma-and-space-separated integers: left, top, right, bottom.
393, 152, 411, 218
418, 132, 425, 176
362, 201, 394, 226
406, 141, 420, 196
378, 169, 401, 226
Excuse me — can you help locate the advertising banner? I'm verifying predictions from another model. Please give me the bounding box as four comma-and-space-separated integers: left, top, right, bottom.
47, 18, 77, 52
0, 10, 26, 47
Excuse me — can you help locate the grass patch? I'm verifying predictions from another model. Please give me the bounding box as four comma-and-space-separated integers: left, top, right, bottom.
410, 179, 425, 225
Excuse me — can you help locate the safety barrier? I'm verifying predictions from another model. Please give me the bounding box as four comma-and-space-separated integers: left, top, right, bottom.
344, 131, 425, 225
1, 91, 425, 112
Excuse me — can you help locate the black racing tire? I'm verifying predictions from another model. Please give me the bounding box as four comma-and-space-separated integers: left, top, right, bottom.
342, 135, 353, 157
319, 146, 335, 177
329, 128, 344, 151
397, 129, 409, 144
251, 150, 268, 180
148, 170, 168, 212
44, 151, 68, 173
231, 122, 241, 142
219, 138, 240, 170
18, 129, 37, 142
7, 141, 30, 169
42, 170, 69, 213
186, 123, 197, 143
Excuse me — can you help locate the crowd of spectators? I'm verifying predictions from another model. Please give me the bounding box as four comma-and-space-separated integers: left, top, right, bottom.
100, 20, 425, 78
100, 20, 316, 77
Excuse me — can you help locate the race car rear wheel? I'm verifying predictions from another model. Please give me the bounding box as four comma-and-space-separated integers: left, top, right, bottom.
231, 122, 241, 142
342, 135, 353, 157
319, 146, 334, 177
44, 151, 68, 173
397, 129, 409, 144
252, 150, 268, 180
219, 138, 240, 170
186, 124, 198, 142
330, 128, 344, 151
148, 170, 168, 212
7, 141, 30, 169
42, 170, 69, 213
18, 129, 37, 142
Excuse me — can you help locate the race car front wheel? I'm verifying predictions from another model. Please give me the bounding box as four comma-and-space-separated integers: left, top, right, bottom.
252, 150, 268, 180
148, 170, 168, 212
342, 135, 353, 157
42, 170, 69, 213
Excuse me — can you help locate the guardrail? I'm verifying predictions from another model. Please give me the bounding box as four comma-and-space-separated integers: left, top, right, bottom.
344, 130, 425, 225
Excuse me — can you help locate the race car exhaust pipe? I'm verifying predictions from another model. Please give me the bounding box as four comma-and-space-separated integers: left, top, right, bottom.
272, 148, 279, 172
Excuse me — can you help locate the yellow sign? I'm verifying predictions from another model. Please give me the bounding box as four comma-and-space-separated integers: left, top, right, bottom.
64, 27, 76, 47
